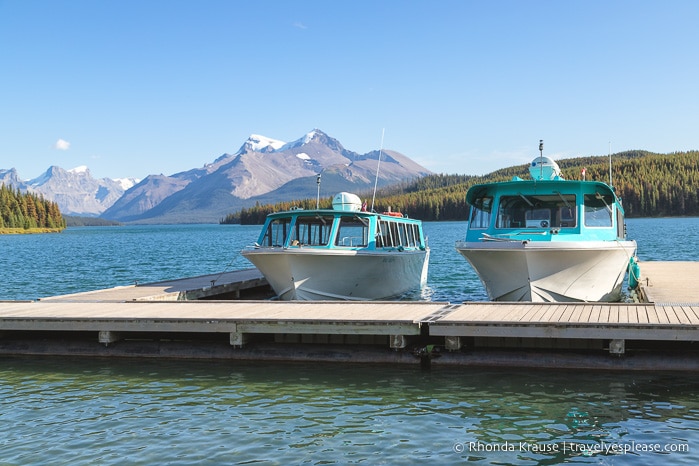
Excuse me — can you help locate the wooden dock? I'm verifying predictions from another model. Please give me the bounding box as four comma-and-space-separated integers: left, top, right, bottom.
40, 269, 271, 302
1, 261, 698, 370
636, 261, 699, 304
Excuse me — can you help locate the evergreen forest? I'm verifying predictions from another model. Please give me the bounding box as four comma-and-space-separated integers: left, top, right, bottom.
0, 184, 66, 232
222, 150, 699, 224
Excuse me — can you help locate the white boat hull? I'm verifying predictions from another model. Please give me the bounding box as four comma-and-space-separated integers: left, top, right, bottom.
242, 248, 430, 301
455, 240, 637, 302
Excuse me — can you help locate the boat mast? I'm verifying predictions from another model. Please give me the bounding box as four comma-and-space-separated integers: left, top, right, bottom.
370, 128, 385, 212
538, 139, 544, 179
608, 141, 613, 187
316, 173, 321, 209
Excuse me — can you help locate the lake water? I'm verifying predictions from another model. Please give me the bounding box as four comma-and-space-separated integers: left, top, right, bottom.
1, 218, 699, 464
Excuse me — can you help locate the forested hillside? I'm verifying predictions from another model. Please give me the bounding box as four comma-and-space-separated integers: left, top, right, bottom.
0, 184, 66, 232
222, 150, 699, 224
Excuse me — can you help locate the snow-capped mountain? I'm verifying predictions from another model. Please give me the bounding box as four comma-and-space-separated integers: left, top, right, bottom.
103, 129, 431, 223
2, 129, 431, 223
0, 166, 140, 217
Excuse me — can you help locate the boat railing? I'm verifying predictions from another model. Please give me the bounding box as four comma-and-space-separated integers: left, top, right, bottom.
337, 236, 366, 247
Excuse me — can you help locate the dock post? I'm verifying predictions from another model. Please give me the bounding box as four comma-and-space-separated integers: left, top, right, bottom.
389, 335, 408, 349
445, 336, 462, 351
98, 331, 121, 346
609, 339, 625, 355
229, 331, 250, 347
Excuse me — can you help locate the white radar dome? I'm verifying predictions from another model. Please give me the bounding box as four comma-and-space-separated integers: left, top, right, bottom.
529, 156, 563, 181
332, 192, 363, 211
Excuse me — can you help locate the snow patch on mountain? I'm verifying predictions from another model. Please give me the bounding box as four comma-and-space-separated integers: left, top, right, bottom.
114, 177, 140, 190
245, 134, 286, 152
69, 165, 89, 174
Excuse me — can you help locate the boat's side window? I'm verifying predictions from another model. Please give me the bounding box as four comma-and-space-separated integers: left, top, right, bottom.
616, 207, 625, 238
377, 220, 395, 247
469, 196, 492, 229
262, 217, 292, 247
406, 223, 417, 248
398, 223, 408, 247
335, 216, 368, 247
376, 220, 418, 248
412, 224, 422, 247
584, 194, 613, 227
290, 215, 334, 246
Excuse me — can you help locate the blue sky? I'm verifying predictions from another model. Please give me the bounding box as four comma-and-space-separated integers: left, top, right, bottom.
1, 0, 698, 180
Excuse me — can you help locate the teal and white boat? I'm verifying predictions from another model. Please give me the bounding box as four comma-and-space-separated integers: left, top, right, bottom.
242, 192, 430, 301
455, 146, 637, 302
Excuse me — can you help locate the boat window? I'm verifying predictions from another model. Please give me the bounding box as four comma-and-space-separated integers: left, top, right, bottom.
584, 193, 613, 227
262, 217, 292, 247
413, 224, 422, 247
496, 194, 577, 229
406, 223, 417, 247
469, 196, 492, 229
376, 219, 419, 248
335, 216, 368, 247
290, 215, 334, 246
398, 223, 408, 246
377, 220, 398, 248
616, 206, 625, 238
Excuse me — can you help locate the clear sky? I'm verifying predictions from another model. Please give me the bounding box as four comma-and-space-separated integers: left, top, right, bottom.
1, 0, 698, 180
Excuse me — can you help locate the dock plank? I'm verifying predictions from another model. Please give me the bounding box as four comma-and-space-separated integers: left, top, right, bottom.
673, 306, 693, 325
683, 306, 699, 325
588, 305, 603, 324
500, 304, 536, 322
569, 304, 586, 323
656, 307, 671, 324
636, 305, 649, 324
557, 304, 577, 323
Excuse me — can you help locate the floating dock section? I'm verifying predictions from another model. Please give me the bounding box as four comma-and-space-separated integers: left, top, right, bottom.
1, 263, 699, 370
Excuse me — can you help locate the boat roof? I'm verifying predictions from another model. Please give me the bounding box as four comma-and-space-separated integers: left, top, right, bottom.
265, 208, 421, 223
466, 179, 617, 206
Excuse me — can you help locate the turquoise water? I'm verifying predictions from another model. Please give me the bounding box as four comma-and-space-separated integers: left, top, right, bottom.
1, 358, 697, 465
1, 218, 699, 464
6, 217, 693, 302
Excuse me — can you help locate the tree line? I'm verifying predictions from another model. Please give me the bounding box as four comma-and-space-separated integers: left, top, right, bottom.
0, 184, 66, 231
221, 150, 699, 224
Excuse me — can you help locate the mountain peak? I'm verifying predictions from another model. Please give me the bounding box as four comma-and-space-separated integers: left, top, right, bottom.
240, 134, 286, 154
281, 129, 344, 152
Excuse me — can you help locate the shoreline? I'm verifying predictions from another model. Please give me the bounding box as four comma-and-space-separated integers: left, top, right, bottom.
0, 227, 65, 235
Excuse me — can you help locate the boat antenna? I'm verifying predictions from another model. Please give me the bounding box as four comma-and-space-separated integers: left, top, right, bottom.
538, 139, 544, 179
316, 173, 321, 209
370, 128, 385, 212
608, 141, 613, 188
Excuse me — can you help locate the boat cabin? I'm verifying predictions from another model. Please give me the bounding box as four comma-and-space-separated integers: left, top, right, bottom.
465, 159, 628, 242
255, 193, 427, 252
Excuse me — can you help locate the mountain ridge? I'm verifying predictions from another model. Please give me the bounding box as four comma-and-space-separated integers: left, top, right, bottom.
1, 129, 431, 223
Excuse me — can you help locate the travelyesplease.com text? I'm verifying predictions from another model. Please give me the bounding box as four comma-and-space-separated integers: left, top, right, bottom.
453, 440, 689, 455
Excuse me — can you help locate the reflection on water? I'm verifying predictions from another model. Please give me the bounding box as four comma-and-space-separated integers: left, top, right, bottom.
2, 357, 697, 465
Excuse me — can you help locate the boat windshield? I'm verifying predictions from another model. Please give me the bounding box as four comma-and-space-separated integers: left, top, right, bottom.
584, 193, 614, 227
290, 215, 334, 246
469, 196, 493, 229
496, 194, 577, 229
335, 216, 368, 247
261, 217, 292, 247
